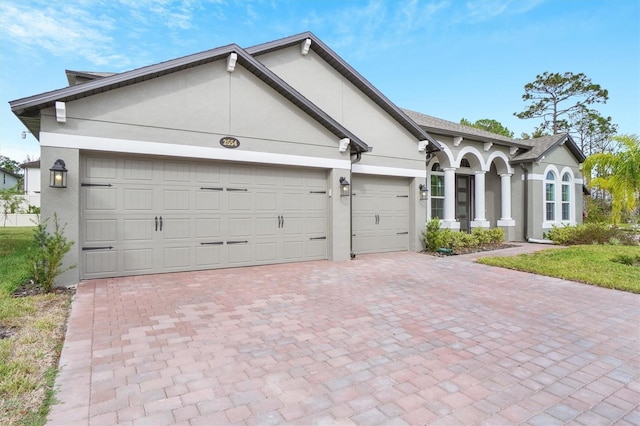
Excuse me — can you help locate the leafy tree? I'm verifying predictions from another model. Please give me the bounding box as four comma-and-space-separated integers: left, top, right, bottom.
514, 72, 608, 134
565, 107, 617, 156
0, 155, 22, 176
460, 118, 514, 138
520, 127, 549, 140
583, 134, 640, 225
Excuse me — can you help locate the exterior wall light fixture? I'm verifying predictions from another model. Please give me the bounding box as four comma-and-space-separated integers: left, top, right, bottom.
419, 183, 428, 200
339, 177, 350, 197
49, 159, 68, 188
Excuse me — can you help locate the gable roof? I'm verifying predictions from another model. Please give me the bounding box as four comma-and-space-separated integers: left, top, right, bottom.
511, 133, 586, 163
20, 160, 40, 169
66, 70, 117, 86
247, 32, 441, 153
10, 43, 370, 153
403, 108, 586, 164
402, 109, 529, 148
1, 168, 21, 179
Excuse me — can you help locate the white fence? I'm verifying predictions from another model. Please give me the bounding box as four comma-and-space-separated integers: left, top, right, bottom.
1, 214, 39, 227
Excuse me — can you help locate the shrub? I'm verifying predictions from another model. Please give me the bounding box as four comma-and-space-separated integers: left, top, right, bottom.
422, 219, 506, 253
545, 223, 638, 246
28, 214, 75, 293
422, 218, 443, 252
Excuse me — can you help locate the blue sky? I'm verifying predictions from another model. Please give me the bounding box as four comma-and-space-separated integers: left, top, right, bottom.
1, 0, 638, 163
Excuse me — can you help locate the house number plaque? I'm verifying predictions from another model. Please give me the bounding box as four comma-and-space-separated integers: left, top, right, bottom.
220, 137, 240, 149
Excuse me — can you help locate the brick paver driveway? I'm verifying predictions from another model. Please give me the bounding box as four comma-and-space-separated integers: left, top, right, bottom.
48, 245, 639, 425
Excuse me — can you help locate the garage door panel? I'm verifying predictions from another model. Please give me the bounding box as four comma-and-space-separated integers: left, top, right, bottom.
196, 191, 222, 210
163, 218, 190, 239
163, 247, 190, 268
85, 187, 117, 210
228, 243, 251, 264
255, 192, 277, 211
84, 251, 117, 275
123, 248, 154, 272
228, 192, 252, 210
228, 217, 252, 237
124, 159, 154, 180
255, 217, 277, 236
282, 241, 304, 260
256, 242, 278, 262
85, 158, 117, 179
282, 216, 304, 236
123, 188, 153, 210
195, 245, 223, 266
163, 189, 190, 210
228, 166, 252, 184
84, 219, 117, 242
306, 240, 326, 258
283, 192, 304, 210
123, 219, 154, 241
164, 162, 190, 182
196, 163, 221, 183
254, 168, 277, 185
195, 218, 221, 239
306, 216, 326, 234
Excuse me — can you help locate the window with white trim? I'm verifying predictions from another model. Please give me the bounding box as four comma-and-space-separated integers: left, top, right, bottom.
545, 171, 556, 221
561, 172, 571, 221
430, 163, 444, 219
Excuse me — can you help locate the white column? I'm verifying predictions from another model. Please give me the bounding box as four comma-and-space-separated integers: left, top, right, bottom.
442, 167, 459, 229
471, 171, 489, 228
498, 173, 516, 227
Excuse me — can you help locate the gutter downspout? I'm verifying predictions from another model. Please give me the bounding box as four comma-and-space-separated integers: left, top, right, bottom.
520, 163, 528, 241
349, 152, 362, 259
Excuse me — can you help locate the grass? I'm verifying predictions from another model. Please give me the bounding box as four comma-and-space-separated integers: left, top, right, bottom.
478, 245, 640, 293
0, 227, 72, 426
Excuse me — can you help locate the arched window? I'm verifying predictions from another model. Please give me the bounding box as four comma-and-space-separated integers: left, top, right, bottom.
545, 171, 556, 221
460, 158, 471, 168
562, 172, 571, 221
430, 163, 444, 219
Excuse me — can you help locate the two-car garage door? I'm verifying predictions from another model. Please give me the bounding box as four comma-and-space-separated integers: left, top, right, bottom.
80, 155, 327, 279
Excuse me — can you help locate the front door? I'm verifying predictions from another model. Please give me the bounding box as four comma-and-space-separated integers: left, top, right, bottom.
456, 175, 474, 232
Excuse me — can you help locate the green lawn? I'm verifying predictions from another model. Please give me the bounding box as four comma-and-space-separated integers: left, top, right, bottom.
478, 245, 640, 293
0, 227, 71, 426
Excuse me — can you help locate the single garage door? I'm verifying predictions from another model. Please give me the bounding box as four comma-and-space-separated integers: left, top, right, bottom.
80, 155, 327, 279
352, 174, 410, 254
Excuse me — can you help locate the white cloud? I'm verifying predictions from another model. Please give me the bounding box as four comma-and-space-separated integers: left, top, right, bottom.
461, 0, 545, 23
0, 2, 130, 68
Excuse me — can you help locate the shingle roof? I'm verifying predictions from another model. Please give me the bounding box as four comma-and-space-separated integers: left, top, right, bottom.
10, 43, 369, 153
1, 168, 21, 179
402, 109, 529, 148
511, 133, 586, 163
20, 160, 40, 169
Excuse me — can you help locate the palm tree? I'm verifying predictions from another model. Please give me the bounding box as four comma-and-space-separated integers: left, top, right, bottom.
583, 134, 640, 225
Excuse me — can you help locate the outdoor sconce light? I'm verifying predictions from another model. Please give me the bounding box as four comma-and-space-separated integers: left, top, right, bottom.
419, 184, 428, 200
339, 177, 350, 197
49, 159, 68, 188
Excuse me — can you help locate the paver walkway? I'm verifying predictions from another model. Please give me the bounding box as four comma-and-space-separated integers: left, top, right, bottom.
48, 244, 639, 425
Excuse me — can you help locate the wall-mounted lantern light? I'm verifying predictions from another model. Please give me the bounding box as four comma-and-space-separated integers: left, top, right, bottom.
49, 159, 68, 188
339, 177, 350, 197
419, 183, 428, 200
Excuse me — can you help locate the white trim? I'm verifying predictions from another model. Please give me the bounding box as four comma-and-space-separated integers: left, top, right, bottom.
352, 164, 426, 178
525, 173, 544, 181
497, 219, 516, 227
40, 132, 351, 170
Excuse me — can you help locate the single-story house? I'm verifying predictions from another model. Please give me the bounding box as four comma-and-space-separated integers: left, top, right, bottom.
9, 32, 584, 286
1, 167, 21, 191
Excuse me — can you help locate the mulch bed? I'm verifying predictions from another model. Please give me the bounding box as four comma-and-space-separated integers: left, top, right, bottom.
425, 243, 518, 257
12, 281, 75, 298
